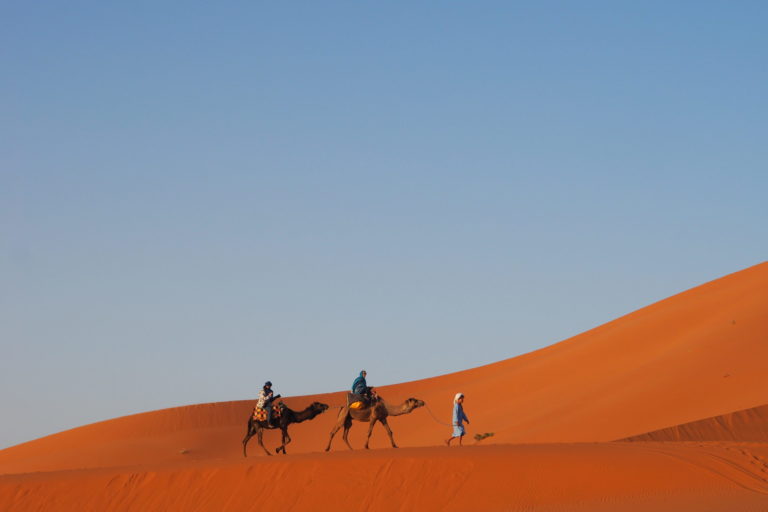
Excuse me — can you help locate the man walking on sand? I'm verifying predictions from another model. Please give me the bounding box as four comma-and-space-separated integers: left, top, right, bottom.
445, 393, 470, 446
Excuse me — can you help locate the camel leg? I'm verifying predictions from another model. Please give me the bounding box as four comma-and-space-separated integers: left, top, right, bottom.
342, 415, 354, 451
364, 418, 378, 449
243, 432, 254, 457
242, 422, 255, 457
256, 428, 272, 456
326, 417, 345, 452
380, 418, 398, 448
276, 427, 291, 455
275, 429, 284, 454
325, 408, 349, 452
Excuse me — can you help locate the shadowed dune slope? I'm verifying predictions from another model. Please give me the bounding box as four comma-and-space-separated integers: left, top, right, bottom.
1, 262, 767, 475
621, 403, 768, 442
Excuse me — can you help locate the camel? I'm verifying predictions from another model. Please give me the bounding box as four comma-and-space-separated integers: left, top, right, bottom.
243, 401, 329, 457
325, 397, 425, 451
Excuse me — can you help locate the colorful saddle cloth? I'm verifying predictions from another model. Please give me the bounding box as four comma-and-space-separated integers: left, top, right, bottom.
252, 403, 283, 422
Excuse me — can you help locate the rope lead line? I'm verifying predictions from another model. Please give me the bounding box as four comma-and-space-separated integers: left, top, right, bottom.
423, 402, 453, 427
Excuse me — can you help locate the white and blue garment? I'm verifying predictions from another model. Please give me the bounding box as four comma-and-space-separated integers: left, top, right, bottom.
452, 395, 469, 437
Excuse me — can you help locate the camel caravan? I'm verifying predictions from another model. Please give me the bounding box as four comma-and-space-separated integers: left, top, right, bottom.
242, 371, 426, 457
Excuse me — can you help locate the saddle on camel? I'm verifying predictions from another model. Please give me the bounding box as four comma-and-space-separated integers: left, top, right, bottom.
252, 400, 284, 426
347, 389, 378, 409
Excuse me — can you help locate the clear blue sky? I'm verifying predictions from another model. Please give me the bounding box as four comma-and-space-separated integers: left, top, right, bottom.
1, 1, 766, 449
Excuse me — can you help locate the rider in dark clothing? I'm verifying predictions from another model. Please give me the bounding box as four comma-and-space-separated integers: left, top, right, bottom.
349, 370, 373, 405
352, 370, 368, 395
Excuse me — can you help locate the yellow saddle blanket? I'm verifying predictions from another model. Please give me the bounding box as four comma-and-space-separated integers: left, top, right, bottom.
349, 401, 365, 410
252, 404, 283, 421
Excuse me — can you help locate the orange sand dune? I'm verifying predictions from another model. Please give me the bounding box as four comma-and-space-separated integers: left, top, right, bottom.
2, 262, 766, 473
622, 403, 768, 442
3, 444, 768, 511
1, 262, 767, 510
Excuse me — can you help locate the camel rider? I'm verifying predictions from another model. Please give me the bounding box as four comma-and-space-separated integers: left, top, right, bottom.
257, 381, 280, 425
349, 370, 373, 405
352, 370, 368, 395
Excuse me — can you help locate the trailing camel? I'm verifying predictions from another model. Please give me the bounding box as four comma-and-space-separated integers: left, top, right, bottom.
243, 401, 329, 457
325, 397, 425, 451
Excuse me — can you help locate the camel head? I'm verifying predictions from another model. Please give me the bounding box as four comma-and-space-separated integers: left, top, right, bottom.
310, 402, 330, 414
405, 398, 425, 411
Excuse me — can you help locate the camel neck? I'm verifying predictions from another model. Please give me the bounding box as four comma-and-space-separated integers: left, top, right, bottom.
293, 406, 318, 423
384, 402, 411, 416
